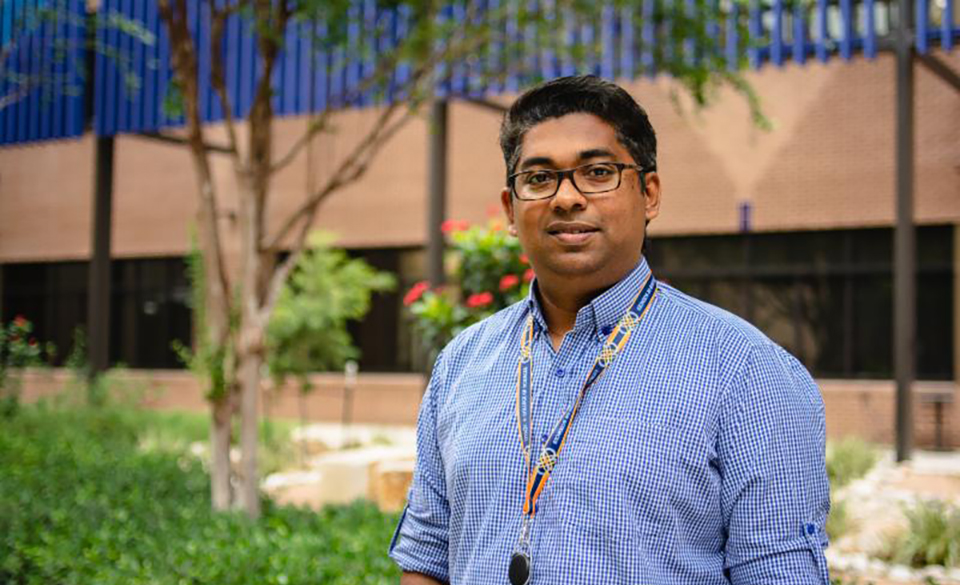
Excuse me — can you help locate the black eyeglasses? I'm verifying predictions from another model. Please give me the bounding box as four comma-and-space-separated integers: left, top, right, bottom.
508, 162, 650, 201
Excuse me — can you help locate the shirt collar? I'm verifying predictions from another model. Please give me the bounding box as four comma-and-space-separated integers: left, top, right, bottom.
525, 256, 654, 339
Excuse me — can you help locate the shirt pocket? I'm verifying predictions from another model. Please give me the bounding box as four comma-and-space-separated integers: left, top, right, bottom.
551, 415, 684, 542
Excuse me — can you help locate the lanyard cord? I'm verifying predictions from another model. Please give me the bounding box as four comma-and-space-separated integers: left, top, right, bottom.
515, 273, 658, 517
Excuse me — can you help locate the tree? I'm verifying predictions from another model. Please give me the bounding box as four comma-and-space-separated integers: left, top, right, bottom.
266, 231, 396, 391
155, 0, 763, 518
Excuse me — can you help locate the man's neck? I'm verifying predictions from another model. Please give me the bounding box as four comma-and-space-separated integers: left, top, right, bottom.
536, 277, 612, 350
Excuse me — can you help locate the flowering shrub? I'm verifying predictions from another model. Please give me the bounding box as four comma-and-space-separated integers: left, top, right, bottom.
0, 316, 55, 416
406, 220, 533, 357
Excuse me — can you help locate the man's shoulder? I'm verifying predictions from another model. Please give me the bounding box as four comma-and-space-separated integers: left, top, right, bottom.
655, 281, 771, 350
654, 281, 817, 395
439, 299, 528, 364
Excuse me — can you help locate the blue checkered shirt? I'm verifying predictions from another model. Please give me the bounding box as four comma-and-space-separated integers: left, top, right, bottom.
390, 258, 831, 584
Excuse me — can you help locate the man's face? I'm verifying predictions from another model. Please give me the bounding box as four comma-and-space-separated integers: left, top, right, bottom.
501, 113, 661, 290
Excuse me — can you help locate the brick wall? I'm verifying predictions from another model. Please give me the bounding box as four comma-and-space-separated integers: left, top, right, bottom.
2, 52, 958, 262
18, 369, 960, 449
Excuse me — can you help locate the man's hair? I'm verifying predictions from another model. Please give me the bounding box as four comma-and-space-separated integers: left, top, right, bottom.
498, 75, 657, 180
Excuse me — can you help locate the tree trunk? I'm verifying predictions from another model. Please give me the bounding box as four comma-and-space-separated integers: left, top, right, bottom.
237, 331, 263, 518
210, 394, 233, 510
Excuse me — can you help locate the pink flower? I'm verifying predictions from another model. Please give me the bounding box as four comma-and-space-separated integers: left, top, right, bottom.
499, 274, 520, 291
403, 281, 430, 306
465, 292, 494, 309
523, 268, 535, 283
519, 254, 529, 265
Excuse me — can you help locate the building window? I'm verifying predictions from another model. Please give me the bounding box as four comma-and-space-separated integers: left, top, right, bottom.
1, 258, 191, 369
647, 226, 954, 380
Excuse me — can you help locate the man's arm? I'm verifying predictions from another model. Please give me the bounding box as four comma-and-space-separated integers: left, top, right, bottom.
400, 571, 444, 585
388, 351, 452, 583
719, 344, 831, 584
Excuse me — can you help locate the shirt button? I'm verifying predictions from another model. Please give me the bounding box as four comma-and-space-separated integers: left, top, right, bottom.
601, 325, 613, 336
805, 524, 816, 535
555, 368, 565, 378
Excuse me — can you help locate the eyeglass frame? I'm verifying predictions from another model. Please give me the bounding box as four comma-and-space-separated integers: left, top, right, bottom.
507, 161, 655, 201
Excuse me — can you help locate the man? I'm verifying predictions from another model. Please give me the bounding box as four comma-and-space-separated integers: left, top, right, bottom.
390, 75, 831, 584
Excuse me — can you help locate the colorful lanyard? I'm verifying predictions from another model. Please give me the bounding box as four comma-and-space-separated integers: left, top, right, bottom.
515, 273, 658, 519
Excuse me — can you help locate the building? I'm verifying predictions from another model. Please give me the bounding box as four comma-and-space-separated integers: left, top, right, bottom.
2, 47, 958, 446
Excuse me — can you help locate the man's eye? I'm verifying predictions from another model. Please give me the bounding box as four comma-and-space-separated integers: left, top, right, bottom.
526, 172, 553, 185
586, 165, 613, 177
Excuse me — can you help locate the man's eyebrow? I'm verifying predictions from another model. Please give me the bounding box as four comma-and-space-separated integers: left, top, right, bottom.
518, 148, 617, 171
578, 148, 616, 161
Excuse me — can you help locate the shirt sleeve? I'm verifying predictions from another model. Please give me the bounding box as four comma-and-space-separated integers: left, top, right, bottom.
718, 343, 832, 585
388, 350, 451, 583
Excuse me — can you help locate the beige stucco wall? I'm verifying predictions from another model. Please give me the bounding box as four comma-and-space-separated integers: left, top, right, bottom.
1, 51, 958, 263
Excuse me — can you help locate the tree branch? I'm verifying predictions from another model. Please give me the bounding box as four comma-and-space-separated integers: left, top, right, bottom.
260, 104, 416, 322
206, 0, 243, 161
158, 0, 233, 340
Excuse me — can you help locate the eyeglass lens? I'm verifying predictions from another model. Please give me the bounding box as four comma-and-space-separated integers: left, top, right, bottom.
515, 163, 622, 199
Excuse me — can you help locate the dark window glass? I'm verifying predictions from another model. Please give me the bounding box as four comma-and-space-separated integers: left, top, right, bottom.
650, 226, 954, 380
0, 258, 191, 369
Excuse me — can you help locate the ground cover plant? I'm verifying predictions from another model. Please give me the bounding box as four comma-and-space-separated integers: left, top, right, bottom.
883, 500, 960, 568
0, 402, 400, 585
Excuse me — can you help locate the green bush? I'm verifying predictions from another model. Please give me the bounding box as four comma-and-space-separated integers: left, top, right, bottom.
827, 437, 879, 489
0, 404, 400, 585
884, 500, 960, 568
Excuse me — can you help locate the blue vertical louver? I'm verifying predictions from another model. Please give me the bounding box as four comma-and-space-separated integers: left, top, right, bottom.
0, 0, 86, 145
1, 0, 958, 146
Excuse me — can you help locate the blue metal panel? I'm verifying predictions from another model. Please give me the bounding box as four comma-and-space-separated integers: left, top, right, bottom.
864, 0, 877, 58
916, 0, 929, 53
298, 20, 312, 112
522, 0, 538, 90
156, 0, 173, 127
641, 0, 654, 76
772, 0, 784, 66
684, 0, 697, 65
198, 0, 212, 121
580, 19, 596, 76
748, 0, 762, 69
313, 20, 329, 112
4, 0, 960, 146
25, 0, 40, 142
793, 3, 807, 64
815, 0, 828, 62
102, 0, 117, 136
943, 0, 954, 50
620, 5, 634, 78
505, 0, 520, 91
840, 0, 853, 59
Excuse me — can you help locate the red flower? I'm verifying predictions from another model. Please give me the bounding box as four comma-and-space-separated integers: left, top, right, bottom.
440, 219, 470, 234
403, 281, 430, 306
12, 315, 27, 327
523, 268, 535, 283
465, 292, 494, 309
28, 338, 37, 347
499, 274, 520, 291
519, 254, 529, 265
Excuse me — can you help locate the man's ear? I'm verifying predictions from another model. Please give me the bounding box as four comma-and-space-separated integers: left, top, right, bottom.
500, 187, 517, 236
642, 172, 661, 222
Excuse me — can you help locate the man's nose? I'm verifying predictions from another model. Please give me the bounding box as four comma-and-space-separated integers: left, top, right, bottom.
550, 172, 587, 212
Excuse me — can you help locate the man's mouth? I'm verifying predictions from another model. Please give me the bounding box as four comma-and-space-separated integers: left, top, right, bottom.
546, 222, 600, 243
